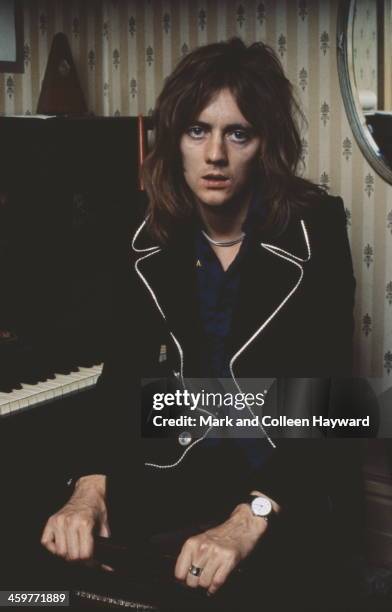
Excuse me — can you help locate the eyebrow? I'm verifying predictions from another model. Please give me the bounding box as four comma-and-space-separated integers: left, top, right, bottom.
190, 120, 253, 131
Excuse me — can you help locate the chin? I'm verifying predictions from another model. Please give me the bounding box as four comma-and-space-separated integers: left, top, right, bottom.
197, 191, 233, 207
202, 199, 229, 208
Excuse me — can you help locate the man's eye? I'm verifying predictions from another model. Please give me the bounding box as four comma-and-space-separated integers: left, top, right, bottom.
229, 130, 250, 143
187, 126, 205, 138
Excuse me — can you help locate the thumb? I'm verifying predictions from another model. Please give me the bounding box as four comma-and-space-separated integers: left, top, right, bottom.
98, 519, 111, 539
97, 519, 114, 573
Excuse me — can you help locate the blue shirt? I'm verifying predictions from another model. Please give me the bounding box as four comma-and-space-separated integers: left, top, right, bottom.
195, 232, 245, 377
194, 193, 273, 469
195, 191, 266, 377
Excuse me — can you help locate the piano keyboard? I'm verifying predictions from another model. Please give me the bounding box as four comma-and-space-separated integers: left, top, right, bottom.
0, 364, 103, 417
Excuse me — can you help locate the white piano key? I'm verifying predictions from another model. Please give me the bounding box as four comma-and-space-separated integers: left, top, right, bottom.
1, 364, 103, 417
0, 391, 11, 405
10, 389, 34, 412
0, 392, 11, 415
19, 383, 56, 404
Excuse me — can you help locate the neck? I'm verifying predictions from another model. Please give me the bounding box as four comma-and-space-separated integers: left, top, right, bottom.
197, 191, 253, 241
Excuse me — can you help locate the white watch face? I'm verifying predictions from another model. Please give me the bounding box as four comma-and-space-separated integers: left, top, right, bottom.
251, 496, 272, 517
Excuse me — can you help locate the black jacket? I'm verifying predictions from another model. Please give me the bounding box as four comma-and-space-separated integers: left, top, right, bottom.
86, 193, 375, 521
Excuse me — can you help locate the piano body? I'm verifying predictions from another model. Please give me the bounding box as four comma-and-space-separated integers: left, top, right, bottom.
0, 115, 146, 417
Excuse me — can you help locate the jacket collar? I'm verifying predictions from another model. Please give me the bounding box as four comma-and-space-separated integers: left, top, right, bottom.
131, 211, 311, 262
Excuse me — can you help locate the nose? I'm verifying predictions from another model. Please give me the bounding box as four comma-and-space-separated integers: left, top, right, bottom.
205, 132, 228, 166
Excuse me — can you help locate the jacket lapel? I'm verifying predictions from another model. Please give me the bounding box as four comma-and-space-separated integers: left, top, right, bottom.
228, 219, 311, 368
228, 240, 303, 363
133, 227, 205, 374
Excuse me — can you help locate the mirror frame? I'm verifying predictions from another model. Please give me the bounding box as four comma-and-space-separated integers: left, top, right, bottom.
337, 0, 392, 184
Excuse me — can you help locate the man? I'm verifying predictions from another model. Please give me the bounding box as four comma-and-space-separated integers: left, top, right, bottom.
41, 38, 361, 609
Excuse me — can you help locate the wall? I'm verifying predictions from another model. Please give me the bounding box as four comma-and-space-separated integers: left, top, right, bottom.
1, 0, 391, 384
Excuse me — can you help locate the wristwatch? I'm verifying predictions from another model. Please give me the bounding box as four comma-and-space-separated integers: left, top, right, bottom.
245, 495, 274, 522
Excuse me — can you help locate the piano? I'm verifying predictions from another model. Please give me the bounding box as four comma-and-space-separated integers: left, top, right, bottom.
0, 363, 103, 416
0, 115, 147, 419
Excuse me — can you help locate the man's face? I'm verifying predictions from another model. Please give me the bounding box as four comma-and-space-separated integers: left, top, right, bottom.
180, 88, 261, 208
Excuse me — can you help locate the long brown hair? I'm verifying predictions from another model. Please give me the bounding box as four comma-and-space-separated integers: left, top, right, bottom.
142, 37, 323, 245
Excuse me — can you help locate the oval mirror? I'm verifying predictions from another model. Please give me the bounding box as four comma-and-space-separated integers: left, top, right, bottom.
337, 0, 392, 184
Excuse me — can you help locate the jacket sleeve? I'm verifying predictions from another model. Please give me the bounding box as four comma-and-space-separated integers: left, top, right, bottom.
253, 438, 366, 548
311, 196, 356, 375
68, 195, 152, 481
65, 274, 141, 481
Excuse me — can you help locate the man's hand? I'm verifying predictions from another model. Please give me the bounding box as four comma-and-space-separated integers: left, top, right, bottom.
41, 474, 109, 562
174, 502, 269, 596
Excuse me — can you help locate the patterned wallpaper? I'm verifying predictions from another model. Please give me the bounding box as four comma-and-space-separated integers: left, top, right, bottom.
1, 0, 392, 385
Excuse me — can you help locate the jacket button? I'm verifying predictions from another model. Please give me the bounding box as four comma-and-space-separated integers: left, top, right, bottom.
178, 431, 192, 446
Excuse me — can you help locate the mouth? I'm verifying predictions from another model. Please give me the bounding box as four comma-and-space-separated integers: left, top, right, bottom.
202, 173, 229, 181
201, 174, 231, 188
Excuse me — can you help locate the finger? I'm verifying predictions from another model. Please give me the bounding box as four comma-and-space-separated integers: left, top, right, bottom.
175, 550, 192, 582
98, 520, 111, 539
198, 556, 221, 591
185, 561, 206, 588
186, 568, 201, 589
78, 524, 94, 561
52, 524, 68, 558
41, 526, 58, 555
42, 518, 68, 558
43, 539, 58, 555
100, 564, 115, 572
82, 558, 114, 572
65, 522, 80, 561
174, 539, 196, 581
185, 552, 209, 589
208, 560, 235, 595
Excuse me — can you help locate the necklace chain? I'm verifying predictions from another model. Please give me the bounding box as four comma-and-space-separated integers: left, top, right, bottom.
201, 230, 245, 247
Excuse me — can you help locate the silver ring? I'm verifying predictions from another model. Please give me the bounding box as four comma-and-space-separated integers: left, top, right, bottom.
189, 564, 203, 577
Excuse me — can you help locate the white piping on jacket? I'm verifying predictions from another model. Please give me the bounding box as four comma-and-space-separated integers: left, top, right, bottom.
229, 221, 312, 449
131, 218, 160, 253
132, 219, 311, 466
144, 423, 215, 469
134, 249, 185, 390
261, 220, 311, 263
133, 226, 215, 469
